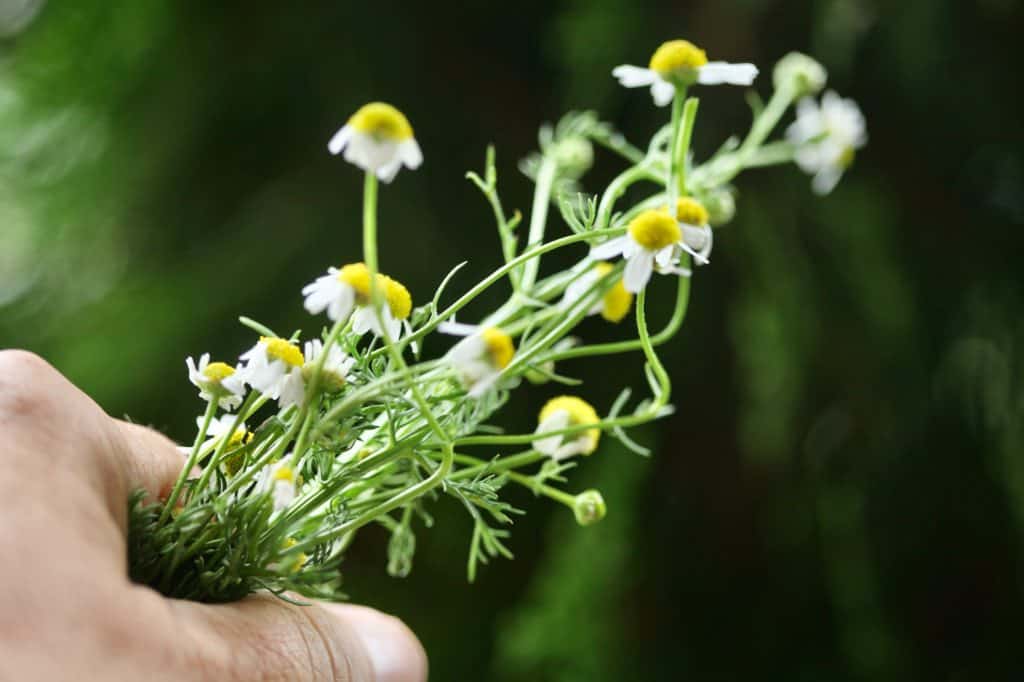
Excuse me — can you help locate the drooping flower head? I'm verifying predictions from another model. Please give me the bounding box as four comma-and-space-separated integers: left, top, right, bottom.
533, 396, 602, 459
441, 323, 516, 397
235, 337, 306, 408
352, 274, 413, 341
301, 339, 354, 393
186, 353, 245, 410
786, 90, 867, 195
613, 40, 758, 106
560, 262, 633, 323
674, 197, 713, 266
265, 460, 299, 512
327, 102, 423, 182
303, 263, 414, 340
590, 208, 684, 292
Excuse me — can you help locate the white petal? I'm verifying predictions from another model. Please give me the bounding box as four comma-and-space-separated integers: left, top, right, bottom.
697, 62, 759, 86
327, 125, 353, 155
376, 158, 402, 183
650, 79, 676, 106
438, 321, 479, 337
812, 167, 842, 195
623, 251, 655, 293
532, 410, 572, 456
612, 65, 659, 88
399, 138, 423, 169
589, 236, 627, 260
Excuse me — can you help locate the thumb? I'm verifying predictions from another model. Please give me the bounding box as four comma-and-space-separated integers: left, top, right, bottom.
173, 594, 427, 682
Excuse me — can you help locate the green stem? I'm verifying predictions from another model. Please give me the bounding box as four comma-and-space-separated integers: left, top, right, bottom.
160, 399, 217, 523
519, 155, 558, 291
676, 97, 699, 197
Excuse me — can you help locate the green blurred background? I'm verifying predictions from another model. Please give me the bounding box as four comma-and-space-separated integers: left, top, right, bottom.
2, 0, 1023, 679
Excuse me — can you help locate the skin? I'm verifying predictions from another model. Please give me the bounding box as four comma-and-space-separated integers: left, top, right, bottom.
0, 350, 427, 681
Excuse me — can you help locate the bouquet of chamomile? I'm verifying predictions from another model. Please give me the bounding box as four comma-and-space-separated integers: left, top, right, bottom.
127, 41, 866, 603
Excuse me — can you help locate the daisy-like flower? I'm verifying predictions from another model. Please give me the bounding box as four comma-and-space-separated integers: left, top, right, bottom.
613, 39, 758, 106
235, 337, 306, 408
301, 339, 355, 393
327, 102, 423, 182
186, 353, 245, 410
351, 274, 413, 341
303, 263, 414, 340
532, 396, 602, 460
560, 262, 633, 323
200, 415, 251, 449
264, 460, 299, 512
786, 90, 867, 195
199, 415, 253, 476
672, 197, 713, 266
589, 208, 684, 292
440, 322, 516, 397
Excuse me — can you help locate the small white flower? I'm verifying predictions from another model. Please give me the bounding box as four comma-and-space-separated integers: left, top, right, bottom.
302, 339, 354, 393
235, 337, 306, 408
613, 39, 758, 107
560, 262, 633, 323
532, 396, 601, 460
327, 102, 423, 182
200, 415, 250, 450
263, 460, 298, 512
186, 353, 245, 410
671, 197, 714, 267
303, 262, 413, 341
440, 322, 516, 397
589, 208, 681, 292
786, 90, 867, 195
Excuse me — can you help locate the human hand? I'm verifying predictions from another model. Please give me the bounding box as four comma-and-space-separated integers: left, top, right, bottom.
0, 350, 427, 681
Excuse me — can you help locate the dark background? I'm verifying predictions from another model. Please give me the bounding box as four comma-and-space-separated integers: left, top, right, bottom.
2, 0, 1023, 679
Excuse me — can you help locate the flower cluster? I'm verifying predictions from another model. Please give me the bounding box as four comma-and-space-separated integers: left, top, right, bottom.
129, 41, 866, 604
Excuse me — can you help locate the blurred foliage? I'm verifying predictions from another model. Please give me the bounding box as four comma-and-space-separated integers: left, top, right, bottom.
2, 0, 1024, 679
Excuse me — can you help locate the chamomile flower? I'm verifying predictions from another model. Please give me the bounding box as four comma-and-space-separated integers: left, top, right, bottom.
786, 90, 867, 195
302, 262, 367, 322
440, 322, 516, 397
613, 40, 758, 107
186, 353, 245, 410
235, 337, 306, 408
200, 415, 251, 450
673, 197, 713, 266
264, 460, 299, 512
533, 396, 602, 460
560, 262, 633, 323
351, 274, 413, 341
301, 339, 354, 393
327, 102, 423, 182
589, 208, 684, 292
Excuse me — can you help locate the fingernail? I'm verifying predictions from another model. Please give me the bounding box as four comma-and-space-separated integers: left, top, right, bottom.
323, 604, 428, 682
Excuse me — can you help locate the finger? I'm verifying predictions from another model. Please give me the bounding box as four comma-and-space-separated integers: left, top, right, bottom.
171, 594, 427, 682
111, 420, 186, 503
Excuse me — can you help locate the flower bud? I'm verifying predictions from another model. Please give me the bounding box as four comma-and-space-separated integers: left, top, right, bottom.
701, 187, 736, 226
773, 52, 827, 98
553, 137, 594, 178
525, 360, 555, 384
573, 489, 606, 526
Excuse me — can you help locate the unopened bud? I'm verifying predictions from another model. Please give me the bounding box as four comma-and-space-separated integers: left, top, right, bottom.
773, 52, 827, 98
573, 489, 606, 526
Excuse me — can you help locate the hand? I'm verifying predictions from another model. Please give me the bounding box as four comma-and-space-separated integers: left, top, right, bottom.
0, 350, 427, 681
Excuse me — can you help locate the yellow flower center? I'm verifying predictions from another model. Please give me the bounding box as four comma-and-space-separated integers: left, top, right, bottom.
675, 197, 709, 226
481, 327, 515, 369
384, 276, 413, 320
628, 209, 681, 251
226, 429, 252, 447
839, 146, 856, 168
649, 40, 708, 77
337, 263, 373, 303
348, 102, 414, 141
539, 395, 601, 454
272, 465, 295, 482
202, 361, 235, 382
261, 337, 305, 367
592, 262, 632, 323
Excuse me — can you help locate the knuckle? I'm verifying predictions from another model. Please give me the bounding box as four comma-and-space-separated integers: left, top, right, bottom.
0, 350, 58, 420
